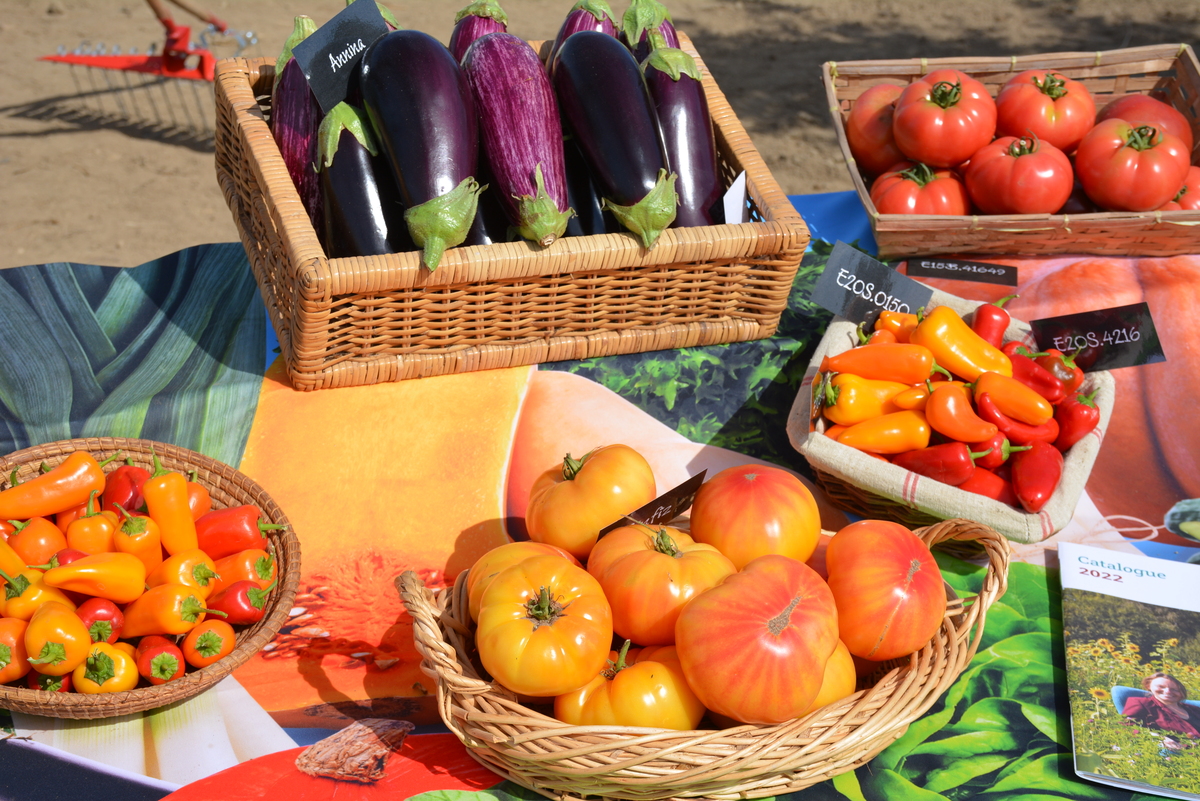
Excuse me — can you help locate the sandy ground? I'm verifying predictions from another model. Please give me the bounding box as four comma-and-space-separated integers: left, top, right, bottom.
2, 0, 1199, 269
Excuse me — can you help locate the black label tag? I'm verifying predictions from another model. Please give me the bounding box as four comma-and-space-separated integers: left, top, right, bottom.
598, 471, 707, 540
291, 0, 389, 115
809, 241, 934, 328
1028, 302, 1166, 372
904, 257, 1019, 286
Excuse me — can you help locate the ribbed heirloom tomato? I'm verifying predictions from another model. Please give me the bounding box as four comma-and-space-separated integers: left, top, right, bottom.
1074, 119, 1190, 211
674, 555, 839, 725
554, 643, 706, 730
465, 540, 580, 622
845, 83, 905, 178
892, 68, 997, 168
869, 162, 970, 216
994, 70, 1095, 154
964, 136, 1073, 215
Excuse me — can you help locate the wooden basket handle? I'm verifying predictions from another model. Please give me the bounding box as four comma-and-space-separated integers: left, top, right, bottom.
398, 570, 497, 698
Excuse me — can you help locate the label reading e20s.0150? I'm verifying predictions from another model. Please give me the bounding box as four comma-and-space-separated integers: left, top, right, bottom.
809, 241, 934, 327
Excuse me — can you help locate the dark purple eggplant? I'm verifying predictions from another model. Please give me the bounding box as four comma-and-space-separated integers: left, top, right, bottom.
643, 46, 721, 227
448, 0, 508, 63
463, 33, 571, 246
563, 134, 612, 237
316, 103, 413, 258
360, 30, 482, 270
546, 0, 618, 72
621, 0, 678, 62
272, 16, 323, 235
553, 30, 676, 248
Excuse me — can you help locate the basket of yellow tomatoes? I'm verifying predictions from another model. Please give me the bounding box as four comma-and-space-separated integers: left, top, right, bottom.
398, 445, 1009, 801
0, 437, 299, 719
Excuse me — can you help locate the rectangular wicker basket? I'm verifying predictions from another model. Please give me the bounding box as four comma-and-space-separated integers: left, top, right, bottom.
822, 43, 1200, 259
213, 34, 808, 390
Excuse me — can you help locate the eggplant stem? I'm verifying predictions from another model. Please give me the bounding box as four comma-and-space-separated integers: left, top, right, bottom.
404, 177, 485, 270
603, 169, 679, 249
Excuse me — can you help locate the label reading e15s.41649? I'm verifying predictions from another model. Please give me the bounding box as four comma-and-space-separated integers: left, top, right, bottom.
809, 241, 934, 326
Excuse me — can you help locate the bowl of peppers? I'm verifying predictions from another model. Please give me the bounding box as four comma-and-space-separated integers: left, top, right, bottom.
786, 289, 1115, 544
0, 437, 299, 718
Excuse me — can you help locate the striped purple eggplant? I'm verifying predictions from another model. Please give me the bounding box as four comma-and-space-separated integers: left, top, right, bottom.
546, 0, 618, 72
271, 16, 323, 235
360, 30, 482, 270
643, 46, 721, 227
448, 0, 508, 63
463, 33, 572, 246
622, 0, 678, 62
553, 30, 676, 248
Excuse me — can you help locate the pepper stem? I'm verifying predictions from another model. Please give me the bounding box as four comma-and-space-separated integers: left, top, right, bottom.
148, 445, 169, 479
98, 452, 122, 468
994, 294, 1019, 309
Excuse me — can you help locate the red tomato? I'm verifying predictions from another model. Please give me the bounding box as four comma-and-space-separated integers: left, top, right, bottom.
465, 540, 580, 622
525, 445, 657, 560
893, 69, 997, 167
1097, 93, 1194, 154
1159, 165, 1200, 210
870, 161, 970, 216
554, 643, 706, 730
688, 464, 822, 570
674, 555, 839, 724
586, 525, 735, 645
1075, 118, 1190, 211
825, 520, 946, 662
995, 70, 1095, 154
845, 83, 905, 177
964, 136, 1074, 214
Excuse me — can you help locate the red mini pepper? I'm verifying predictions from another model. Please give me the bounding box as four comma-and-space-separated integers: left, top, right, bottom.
1035, 347, 1085, 396
206, 578, 276, 625
891, 442, 991, 486
26, 671, 72, 693
957, 467, 1019, 507
969, 432, 1030, 470
1010, 440, 1064, 513
971, 294, 1018, 347
135, 635, 186, 685
1001, 343, 1066, 404
75, 597, 125, 644
1054, 388, 1101, 452
195, 506, 288, 562
101, 460, 150, 517
976, 392, 1060, 446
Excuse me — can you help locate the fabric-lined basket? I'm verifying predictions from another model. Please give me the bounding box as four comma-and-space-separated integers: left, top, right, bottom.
398, 517, 1008, 801
787, 290, 1115, 544
213, 34, 808, 391
0, 437, 300, 719
822, 44, 1200, 258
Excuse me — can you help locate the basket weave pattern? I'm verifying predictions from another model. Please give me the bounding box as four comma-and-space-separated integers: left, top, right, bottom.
397, 518, 1009, 801
823, 44, 1200, 258
213, 35, 808, 390
0, 438, 300, 719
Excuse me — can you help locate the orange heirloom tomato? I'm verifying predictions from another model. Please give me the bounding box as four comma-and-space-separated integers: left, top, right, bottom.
466, 540, 580, 623
803, 640, 857, 716
689, 465, 821, 570
554, 641, 706, 730
525, 445, 657, 560
475, 555, 613, 697
675, 555, 840, 725
825, 520, 946, 662
586, 525, 735, 646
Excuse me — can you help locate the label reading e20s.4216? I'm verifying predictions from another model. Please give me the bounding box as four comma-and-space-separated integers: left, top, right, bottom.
809, 241, 934, 327
1028, 302, 1166, 372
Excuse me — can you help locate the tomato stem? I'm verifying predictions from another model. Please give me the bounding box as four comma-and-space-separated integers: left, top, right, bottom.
561, 452, 588, 481
929, 80, 962, 109
652, 528, 680, 557
1032, 72, 1068, 100
1006, 136, 1039, 158
1125, 125, 1162, 152
898, 162, 937, 187
525, 586, 564, 626
604, 639, 634, 678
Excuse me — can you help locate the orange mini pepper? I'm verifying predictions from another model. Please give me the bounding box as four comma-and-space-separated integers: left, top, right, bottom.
925, 383, 999, 442
0, 568, 77, 621
121, 583, 228, 638
24, 601, 91, 677
0, 538, 26, 578
208, 548, 276, 597
875, 310, 920, 343
182, 618, 237, 669
187, 472, 213, 521
821, 343, 938, 385
823, 374, 908, 427
836, 410, 931, 455
147, 549, 221, 600
42, 552, 147, 605
7, 518, 68, 566
892, 384, 932, 411
65, 491, 118, 555
112, 507, 164, 575
856, 323, 896, 345
55, 500, 89, 535
909, 305, 1012, 382
0, 451, 117, 522
973, 371, 1054, 426
143, 449, 198, 556
72, 642, 139, 694
0, 617, 31, 684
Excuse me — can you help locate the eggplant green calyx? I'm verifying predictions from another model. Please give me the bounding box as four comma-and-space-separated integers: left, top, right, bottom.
316, 102, 378, 170
516, 163, 574, 247
604, 169, 678, 249
455, 0, 509, 26
405, 177, 485, 271
273, 16, 317, 96
346, 0, 401, 30
642, 46, 701, 82
572, 0, 616, 23
622, 0, 672, 48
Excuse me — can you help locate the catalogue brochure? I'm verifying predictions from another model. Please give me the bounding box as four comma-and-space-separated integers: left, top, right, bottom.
1059, 542, 1200, 800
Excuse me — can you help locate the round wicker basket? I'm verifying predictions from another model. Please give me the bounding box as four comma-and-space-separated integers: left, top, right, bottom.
398, 518, 1009, 801
0, 437, 300, 719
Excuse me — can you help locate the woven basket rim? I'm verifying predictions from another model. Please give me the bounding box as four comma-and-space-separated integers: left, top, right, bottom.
0, 437, 300, 719
397, 518, 1010, 801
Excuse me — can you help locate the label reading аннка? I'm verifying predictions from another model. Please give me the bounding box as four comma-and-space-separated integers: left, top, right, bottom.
809, 241, 934, 327
597, 471, 707, 540
1028, 302, 1165, 372
904, 258, 1019, 286
291, 0, 390, 115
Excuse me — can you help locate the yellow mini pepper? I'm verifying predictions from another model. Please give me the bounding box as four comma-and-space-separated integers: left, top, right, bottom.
24, 601, 91, 677
143, 449, 198, 556
836, 409, 932, 455
122, 583, 228, 638
822, 374, 909, 427
147, 549, 221, 600
73, 642, 139, 694
42, 552, 147, 605
1, 568, 77, 621
909, 305, 1012, 382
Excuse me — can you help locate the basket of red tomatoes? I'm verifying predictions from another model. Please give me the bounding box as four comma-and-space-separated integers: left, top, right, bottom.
823, 43, 1200, 258
398, 445, 1010, 801
0, 437, 299, 718
786, 288, 1115, 543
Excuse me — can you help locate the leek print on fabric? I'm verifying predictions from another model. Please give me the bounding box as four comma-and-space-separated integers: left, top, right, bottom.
0, 243, 264, 466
